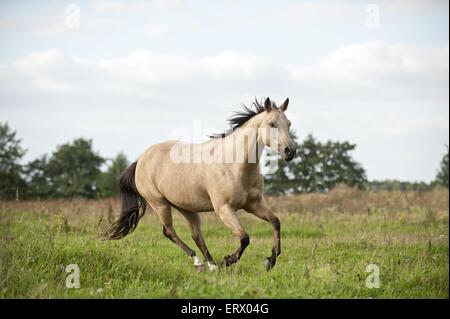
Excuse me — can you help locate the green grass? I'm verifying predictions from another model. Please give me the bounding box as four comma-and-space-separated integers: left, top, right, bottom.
0, 203, 448, 298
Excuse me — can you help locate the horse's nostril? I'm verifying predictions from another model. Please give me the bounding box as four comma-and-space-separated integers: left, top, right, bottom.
285, 147, 291, 155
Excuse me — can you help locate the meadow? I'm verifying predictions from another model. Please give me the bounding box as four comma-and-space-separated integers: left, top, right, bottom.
0, 185, 448, 299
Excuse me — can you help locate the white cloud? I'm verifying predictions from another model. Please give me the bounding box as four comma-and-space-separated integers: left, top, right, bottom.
96, 49, 268, 86
96, 50, 269, 85
10, 49, 72, 91
2, 42, 448, 101
290, 41, 449, 81
1, 41, 448, 182
92, 0, 147, 12
145, 23, 170, 37
92, 0, 183, 13
274, 2, 362, 26
98, 50, 195, 84
0, 0, 448, 183
33, 10, 117, 38
0, 48, 272, 98
379, 0, 449, 14
289, 41, 449, 100
275, 0, 449, 27
12, 49, 66, 75
35, 19, 116, 38
202, 51, 267, 78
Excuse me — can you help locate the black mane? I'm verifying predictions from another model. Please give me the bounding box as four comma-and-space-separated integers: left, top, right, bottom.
209, 98, 274, 139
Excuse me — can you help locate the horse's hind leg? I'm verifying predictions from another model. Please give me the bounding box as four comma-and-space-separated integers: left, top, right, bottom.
245, 197, 281, 271
216, 204, 249, 267
178, 210, 218, 271
152, 202, 206, 271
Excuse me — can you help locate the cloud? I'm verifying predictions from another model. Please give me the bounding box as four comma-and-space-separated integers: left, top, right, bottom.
378, 0, 449, 14
98, 49, 268, 85
33, 11, 117, 38
278, 2, 362, 26
92, 0, 146, 12
98, 50, 196, 84
145, 23, 171, 37
18, 49, 268, 86
10, 49, 72, 91
0, 48, 278, 104
290, 42, 449, 82
202, 51, 268, 78
92, 0, 183, 13
1, 41, 448, 182
2, 41, 448, 103
289, 41, 449, 101
6, 49, 101, 92
0, 0, 447, 183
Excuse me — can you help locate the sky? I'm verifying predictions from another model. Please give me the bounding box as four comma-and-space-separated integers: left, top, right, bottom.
0, 0, 448, 182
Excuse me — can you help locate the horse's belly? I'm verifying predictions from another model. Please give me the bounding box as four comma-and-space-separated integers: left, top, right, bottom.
163, 189, 213, 212
158, 167, 213, 212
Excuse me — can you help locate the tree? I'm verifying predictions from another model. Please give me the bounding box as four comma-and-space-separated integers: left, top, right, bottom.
97, 152, 129, 197
0, 122, 26, 199
264, 132, 299, 195
45, 138, 104, 198
436, 145, 449, 188
264, 133, 367, 194
23, 155, 52, 199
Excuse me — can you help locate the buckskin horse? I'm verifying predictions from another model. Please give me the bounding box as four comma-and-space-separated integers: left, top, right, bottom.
106, 97, 296, 271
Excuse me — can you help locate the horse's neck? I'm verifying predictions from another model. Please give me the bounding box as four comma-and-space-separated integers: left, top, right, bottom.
223, 115, 265, 165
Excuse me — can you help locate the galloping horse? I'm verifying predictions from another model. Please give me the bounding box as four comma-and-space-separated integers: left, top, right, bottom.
106, 97, 296, 271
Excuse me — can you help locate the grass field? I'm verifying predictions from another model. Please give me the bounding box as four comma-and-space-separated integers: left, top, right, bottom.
0, 186, 448, 298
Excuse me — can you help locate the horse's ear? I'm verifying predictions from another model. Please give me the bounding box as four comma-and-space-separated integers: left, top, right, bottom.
264, 97, 272, 112
280, 98, 289, 112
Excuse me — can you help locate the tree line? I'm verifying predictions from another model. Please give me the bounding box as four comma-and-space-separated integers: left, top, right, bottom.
263, 133, 448, 195
0, 122, 128, 200
0, 122, 448, 200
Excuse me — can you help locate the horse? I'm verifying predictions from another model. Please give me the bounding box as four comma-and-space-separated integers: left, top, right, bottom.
106, 97, 296, 271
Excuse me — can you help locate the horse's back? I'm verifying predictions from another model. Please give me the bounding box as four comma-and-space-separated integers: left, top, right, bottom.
135, 141, 213, 212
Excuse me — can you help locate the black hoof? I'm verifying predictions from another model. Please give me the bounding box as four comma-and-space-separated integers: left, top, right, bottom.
221, 255, 235, 267
264, 255, 277, 271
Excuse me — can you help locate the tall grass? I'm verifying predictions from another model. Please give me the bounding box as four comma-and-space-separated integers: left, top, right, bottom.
0, 185, 448, 298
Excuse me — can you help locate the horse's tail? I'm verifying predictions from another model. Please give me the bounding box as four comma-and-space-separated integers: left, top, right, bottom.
105, 161, 147, 240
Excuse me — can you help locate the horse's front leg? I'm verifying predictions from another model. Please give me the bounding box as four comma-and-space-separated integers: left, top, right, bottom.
216, 204, 249, 267
245, 196, 281, 271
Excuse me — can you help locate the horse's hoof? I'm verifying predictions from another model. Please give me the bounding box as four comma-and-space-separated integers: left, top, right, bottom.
221, 255, 234, 267
264, 257, 275, 271
207, 262, 219, 271
195, 264, 207, 272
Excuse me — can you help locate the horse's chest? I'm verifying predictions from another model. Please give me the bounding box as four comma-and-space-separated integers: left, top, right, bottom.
206, 165, 263, 209
219, 178, 262, 208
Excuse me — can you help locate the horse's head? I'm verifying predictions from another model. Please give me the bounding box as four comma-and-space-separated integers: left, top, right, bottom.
260, 97, 296, 161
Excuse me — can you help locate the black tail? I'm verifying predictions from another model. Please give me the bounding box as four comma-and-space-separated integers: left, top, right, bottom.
105, 161, 147, 240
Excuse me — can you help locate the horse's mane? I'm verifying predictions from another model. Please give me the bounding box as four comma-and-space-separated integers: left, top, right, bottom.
209, 97, 275, 139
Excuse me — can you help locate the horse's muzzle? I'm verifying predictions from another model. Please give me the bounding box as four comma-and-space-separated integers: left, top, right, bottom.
284, 147, 296, 161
